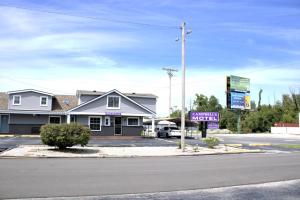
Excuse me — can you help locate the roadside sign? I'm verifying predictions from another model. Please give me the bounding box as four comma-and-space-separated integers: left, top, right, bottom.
230, 75, 250, 92
207, 122, 219, 129
190, 112, 219, 122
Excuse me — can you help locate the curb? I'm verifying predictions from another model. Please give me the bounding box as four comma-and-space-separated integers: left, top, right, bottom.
0, 149, 264, 159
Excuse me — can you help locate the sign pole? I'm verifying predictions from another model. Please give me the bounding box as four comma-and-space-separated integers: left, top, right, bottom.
237, 110, 241, 134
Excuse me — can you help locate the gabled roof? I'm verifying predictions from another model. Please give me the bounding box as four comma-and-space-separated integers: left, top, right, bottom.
76, 90, 157, 98
69, 89, 156, 114
0, 92, 8, 110
7, 89, 54, 96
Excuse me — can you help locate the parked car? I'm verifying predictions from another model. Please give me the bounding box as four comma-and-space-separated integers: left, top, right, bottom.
157, 126, 181, 138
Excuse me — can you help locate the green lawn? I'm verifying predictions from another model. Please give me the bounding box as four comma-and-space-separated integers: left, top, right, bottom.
278, 144, 300, 149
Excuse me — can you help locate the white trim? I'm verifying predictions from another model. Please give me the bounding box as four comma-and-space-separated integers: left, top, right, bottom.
0, 110, 66, 115
12, 95, 21, 105
104, 116, 111, 126
7, 89, 54, 96
49, 116, 61, 124
67, 112, 154, 117
88, 116, 102, 131
127, 117, 139, 126
126, 95, 157, 99
106, 95, 121, 109
67, 89, 156, 115
40, 96, 48, 107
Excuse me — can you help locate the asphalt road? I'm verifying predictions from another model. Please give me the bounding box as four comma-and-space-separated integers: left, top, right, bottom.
1, 153, 300, 199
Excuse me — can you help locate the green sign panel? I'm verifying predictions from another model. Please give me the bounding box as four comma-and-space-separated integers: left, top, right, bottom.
230, 75, 250, 92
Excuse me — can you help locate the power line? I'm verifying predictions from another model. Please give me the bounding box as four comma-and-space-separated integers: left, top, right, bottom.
0, 3, 179, 29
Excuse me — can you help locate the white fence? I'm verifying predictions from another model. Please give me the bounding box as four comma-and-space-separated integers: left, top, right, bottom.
271, 127, 300, 134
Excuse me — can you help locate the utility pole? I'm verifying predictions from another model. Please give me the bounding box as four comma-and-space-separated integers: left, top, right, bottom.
162, 67, 178, 118
180, 22, 192, 151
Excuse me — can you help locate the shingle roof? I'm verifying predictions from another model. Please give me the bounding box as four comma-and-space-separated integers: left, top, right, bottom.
52, 95, 78, 111
76, 90, 157, 98
0, 92, 8, 110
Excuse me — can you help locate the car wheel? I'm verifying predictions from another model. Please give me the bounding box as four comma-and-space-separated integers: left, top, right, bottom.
177, 136, 180, 139
166, 133, 169, 138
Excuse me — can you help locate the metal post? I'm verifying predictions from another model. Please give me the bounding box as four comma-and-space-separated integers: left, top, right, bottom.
237, 111, 241, 134
181, 22, 186, 151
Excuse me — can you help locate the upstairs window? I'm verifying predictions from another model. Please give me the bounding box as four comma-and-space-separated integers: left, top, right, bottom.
40, 96, 48, 106
13, 95, 21, 105
107, 96, 120, 109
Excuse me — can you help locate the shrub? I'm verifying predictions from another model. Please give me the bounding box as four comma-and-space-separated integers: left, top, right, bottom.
40, 123, 91, 149
203, 137, 220, 149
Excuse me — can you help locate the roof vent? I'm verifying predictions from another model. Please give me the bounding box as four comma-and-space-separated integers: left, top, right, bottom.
93, 90, 97, 92
132, 92, 136, 94
63, 99, 70, 105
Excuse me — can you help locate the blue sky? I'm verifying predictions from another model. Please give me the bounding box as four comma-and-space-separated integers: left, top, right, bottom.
0, 0, 299, 116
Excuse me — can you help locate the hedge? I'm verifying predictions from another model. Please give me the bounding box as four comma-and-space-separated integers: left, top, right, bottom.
40, 123, 91, 149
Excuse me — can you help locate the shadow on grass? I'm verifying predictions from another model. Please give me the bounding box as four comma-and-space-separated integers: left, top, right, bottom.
50, 148, 99, 154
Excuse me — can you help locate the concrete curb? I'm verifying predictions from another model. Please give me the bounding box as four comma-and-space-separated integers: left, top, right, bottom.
0, 149, 264, 159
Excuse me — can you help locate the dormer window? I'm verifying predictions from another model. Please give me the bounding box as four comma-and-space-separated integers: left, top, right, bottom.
107, 95, 120, 109
13, 95, 21, 105
40, 96, 48, 106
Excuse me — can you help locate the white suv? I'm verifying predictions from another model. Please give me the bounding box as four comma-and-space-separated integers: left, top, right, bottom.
157, 127, 181, 138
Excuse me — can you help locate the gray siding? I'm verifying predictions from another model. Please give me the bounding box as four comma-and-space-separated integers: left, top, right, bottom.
73, 115, 142, 136
72, 92, 153, 115
122, 126, 143, 136
130, 97, 156, 113
9, 124, 42, 134
9, 114, 66, 125
79, 95, 98, 104
8, 92, 53, 111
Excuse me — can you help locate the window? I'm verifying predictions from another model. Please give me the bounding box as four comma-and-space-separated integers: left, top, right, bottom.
127, 117, 139, 126
89, 117, 102, 131
104, 116, 110, 126
13, 95, 21, 105
49, 116, 61, 124
40, 96, 48, 106
70, 115, 76, 123
107, 96, 120, 109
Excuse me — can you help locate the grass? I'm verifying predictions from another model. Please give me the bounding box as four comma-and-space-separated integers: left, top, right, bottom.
278, 144, 300, 149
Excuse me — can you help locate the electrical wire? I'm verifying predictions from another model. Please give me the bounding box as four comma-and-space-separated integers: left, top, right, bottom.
0, 3, 179, 29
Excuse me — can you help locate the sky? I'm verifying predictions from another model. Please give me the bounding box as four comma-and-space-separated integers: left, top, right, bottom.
0, 0, 300, 117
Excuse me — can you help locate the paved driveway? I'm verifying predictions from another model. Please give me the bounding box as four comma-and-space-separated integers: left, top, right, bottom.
1, 133, 300, 153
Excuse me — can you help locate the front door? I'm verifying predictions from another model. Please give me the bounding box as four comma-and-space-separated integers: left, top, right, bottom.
114, 117, 122, 135
0, 115, 9, 133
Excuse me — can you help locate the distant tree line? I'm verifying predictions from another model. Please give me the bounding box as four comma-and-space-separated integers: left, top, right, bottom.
170, 92, 300, 133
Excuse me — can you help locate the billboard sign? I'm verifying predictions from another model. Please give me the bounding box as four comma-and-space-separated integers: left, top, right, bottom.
230, 92, 251, 110
230, 75, 250, 92
207, 122, 219, 129
190, 112, 219, 122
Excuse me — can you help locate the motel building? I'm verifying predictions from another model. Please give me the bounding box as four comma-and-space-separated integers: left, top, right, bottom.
0, 89, 157, 136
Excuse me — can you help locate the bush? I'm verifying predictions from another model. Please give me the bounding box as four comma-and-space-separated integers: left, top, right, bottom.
203, 137, 220, 149
40, 123, 91, 149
